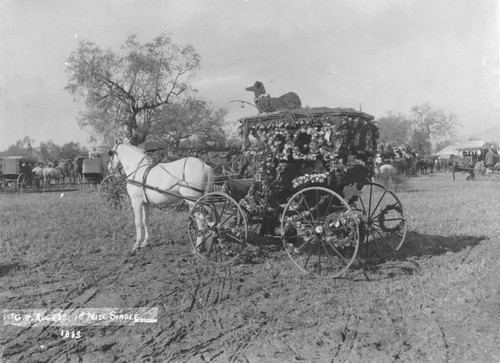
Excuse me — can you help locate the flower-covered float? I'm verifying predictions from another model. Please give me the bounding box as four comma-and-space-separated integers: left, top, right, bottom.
238, 107, 379, 211
187, 106, 407, 278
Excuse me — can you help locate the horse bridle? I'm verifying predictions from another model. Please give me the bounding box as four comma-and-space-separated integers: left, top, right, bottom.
108, 144, 149, 179
108, 147, 125, 176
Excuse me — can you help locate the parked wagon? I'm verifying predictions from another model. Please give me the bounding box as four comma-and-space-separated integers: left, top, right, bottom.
82, 158, 107, 186
0, 156, 37, 192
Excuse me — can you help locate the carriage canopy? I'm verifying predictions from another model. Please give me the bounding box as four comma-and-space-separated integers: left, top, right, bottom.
239, 107, 378, 173
1, 156, 37, 177
82, 158, 106, 174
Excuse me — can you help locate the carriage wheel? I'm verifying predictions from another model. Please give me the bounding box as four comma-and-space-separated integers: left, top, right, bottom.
352, 182, 407, 259
281, 187, 360, 278
99, 175, 130, 211
188, 192, 247, 265
16, 173, 25, 193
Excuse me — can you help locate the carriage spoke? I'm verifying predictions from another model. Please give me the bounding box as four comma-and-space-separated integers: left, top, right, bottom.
369, 190, 387, 220
371, 227, 397, 252
282, 187, 360, 277
288, 208, 316, 230
355, 183, 407, 259
188, 192, 247, 265
323, 241, 351, 265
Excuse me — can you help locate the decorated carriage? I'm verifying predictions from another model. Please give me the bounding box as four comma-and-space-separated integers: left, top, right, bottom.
186, 107, 407, 277
100, 106, 407, 277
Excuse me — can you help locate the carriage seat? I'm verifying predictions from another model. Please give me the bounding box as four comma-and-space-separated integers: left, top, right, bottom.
222, 179, 253, 202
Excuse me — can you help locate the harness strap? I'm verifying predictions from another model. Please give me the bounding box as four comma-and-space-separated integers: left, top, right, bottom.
142, 162, 157, 206
127, 157, 206, 207
123, 156, 150, 180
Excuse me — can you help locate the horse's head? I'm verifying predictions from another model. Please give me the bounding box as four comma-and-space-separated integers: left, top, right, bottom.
108, 143, 121, 174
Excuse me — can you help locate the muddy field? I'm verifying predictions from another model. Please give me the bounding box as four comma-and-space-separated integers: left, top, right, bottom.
1, 173, 500, 362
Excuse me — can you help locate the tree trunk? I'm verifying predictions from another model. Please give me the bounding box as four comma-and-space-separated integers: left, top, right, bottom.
126, 113, 147, 146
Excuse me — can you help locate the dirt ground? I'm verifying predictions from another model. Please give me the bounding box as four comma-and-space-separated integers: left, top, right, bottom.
1, 176, 500, 362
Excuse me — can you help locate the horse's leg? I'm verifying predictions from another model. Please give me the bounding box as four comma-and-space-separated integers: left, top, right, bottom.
140, 204, 150, 248
131, 198, 144, 252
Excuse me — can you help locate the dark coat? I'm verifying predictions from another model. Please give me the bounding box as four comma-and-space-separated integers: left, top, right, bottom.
484, 150, 499, 167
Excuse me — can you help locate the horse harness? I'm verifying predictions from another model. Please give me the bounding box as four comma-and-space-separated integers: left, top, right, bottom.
121, 156, 207, 206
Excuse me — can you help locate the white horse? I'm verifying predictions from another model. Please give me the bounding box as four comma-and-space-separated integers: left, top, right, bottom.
378, 164, 403, 191
43, 166, 64, 187
108, 140, 215, 252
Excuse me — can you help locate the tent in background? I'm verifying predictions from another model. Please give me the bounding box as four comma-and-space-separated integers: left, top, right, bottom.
434, 140, 492, 159
434, 145, 459, 159
455, 140, 489, 151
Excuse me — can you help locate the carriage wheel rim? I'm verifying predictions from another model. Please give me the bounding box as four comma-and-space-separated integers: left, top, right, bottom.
188, 192, 247, 265
281, 187, 360, 278
355, 182, 407, 259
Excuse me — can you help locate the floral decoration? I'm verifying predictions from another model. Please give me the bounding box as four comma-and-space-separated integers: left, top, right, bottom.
237, 107, 379, 229
291, 173, 329, 189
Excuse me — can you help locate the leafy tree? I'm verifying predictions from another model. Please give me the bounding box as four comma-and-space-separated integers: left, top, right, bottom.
38, 142, 51, 160
376, 112, 411, 146
5, 144, 25, 156
149, 98, 228, 152
60, 142, 83, 160
194, 108, 228, 147
4, 136, 35, 156
409, 129, 432, 155
410, 103, 458, 143
40, 140, 62, 161
65, 32, 201, 145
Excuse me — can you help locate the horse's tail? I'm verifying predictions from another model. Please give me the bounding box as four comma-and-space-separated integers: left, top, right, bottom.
204, 163, 215, 194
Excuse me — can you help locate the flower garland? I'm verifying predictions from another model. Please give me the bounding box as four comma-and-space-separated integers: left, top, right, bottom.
291, 173, 329, 189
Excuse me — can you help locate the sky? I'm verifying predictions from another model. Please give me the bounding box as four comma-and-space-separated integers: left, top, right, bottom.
0, 0, 499, 150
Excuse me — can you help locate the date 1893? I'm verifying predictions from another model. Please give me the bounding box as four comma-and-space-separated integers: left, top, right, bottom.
60, 330, 82, 339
